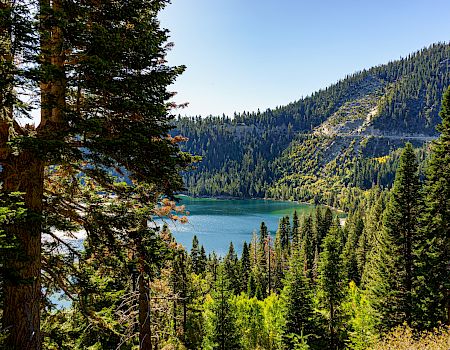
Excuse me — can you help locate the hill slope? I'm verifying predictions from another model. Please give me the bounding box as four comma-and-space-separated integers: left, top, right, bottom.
175, 43, 450, 205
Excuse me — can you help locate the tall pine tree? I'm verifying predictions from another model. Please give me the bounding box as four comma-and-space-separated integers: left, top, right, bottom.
0, 1, 192, 348
416, 86, 450, 328
317, 224, 345, 350
384, 142, 420, 325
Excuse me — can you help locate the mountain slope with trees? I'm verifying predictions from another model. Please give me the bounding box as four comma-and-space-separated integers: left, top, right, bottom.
176, 43, 450, 204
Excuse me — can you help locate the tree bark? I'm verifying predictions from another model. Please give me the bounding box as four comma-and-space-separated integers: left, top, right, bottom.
138, 269, 152, 350
1, 1, 43, 348
2, 0, 65, 347
2, 152, 44, 350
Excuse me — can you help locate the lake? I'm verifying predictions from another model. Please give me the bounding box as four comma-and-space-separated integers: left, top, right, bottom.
155, 196, 318, 256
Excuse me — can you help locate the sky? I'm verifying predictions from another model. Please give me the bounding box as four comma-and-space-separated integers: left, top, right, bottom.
159, 0, 450, 117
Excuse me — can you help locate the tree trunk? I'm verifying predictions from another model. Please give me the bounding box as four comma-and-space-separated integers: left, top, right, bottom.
138, 270, 152, 350
1, 0, 65, 347
329, 301, 335, 350
0, 0, 44, 344
2, 151, 44, 350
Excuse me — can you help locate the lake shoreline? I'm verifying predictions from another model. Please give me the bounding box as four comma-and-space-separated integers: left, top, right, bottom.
179, 193, 346, 214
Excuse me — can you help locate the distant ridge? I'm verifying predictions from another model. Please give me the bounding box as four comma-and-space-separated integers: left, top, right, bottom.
175, 43, 450, 208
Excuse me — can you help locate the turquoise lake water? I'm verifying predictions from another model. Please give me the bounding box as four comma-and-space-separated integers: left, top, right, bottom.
156, 196, 318, 256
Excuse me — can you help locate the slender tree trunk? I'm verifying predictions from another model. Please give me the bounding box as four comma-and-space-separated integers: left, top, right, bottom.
138, 269, 152, 350
136, 218, 152, 350
405, 228, 412, 325
173, 298, 177, 335
330, 301, 335, 350
268, 236, 271, 295
447, 288, 450, 325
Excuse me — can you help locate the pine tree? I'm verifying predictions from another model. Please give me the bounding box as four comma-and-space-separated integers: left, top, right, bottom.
208, 252, 220, 282
0, 1, 192, 347
283, 243, 317, 349
315, 207, 333, 251
292, 210, 300, 244
199, 245, 207, 274
300, 214, 315, 276
224, 242, 239, 294
247, 273, 257, 297
191, 235, 201, 274
362, 226, 396, 332
240, 242, 251, 293
273, 233, 285, 293
382, 142, 420, 326
312, 246, 320, 284
358, 195, 385, 284
277, 216, 291, 251
259, 221, 268, 246
317, 224, 345, 350
416, 86, 450, 328
342, 211, 364, 285
206, 268, 242, 350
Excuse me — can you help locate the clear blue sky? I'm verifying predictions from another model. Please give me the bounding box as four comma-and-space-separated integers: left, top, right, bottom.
159, 0, 450, 117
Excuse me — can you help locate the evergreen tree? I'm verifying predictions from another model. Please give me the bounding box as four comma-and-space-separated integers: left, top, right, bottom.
312, 246, 320, 284
199, 245, 207, 274
208, 252, 220, 282
383, 142, 420, 326
342, 211, 364, 285
359, 195, 385, 284
240, 242, 251, 293
205, 268, 242, 350
259, 221, 268, 246
362, 226, 396, 332
292, 210, 300, 244
0, 1, 192, 347
317, 224, 345, 350
247, 273, 257, 297
224, 242, 239, 294
315, 207, 333, 251
315, 207, 323, 245
300, 214, 315, 276
416, 86, 450, 328
277, 216, 291, 251
273, 233, 285, 293
283, 243, 317, 349
191, 235, 201, 274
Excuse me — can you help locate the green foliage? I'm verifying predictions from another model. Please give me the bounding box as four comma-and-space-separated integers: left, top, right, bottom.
202, 269, 241, 350
191, 235, 202, 274
232, 294, 265, 350
240, 242, 251, 293
415, 85, 450, 329
342, 281, 377, 350
177, 44, 447, 205
261, 293, 287, 350
282, 244, 317, 349
317, 224, 346, 349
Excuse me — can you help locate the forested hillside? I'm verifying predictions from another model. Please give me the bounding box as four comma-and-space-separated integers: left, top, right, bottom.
1, 0, 449, 348
176, 43, 450, 204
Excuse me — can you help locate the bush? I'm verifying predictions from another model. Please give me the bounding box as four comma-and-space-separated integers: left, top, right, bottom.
370, 325, 450, 350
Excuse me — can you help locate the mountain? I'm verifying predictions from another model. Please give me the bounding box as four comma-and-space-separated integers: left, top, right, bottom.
175, 43, 450, 207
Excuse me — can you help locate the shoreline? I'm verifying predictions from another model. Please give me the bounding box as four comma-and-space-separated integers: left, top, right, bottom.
178, 193, 346, 214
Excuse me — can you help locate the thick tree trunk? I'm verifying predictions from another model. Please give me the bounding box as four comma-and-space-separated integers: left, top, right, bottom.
2, 152, 44, 350
1, 1, 43, 348
2, 0, 65, 347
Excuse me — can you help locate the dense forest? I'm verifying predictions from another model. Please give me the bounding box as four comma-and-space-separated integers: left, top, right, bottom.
1, 0, 450, 349
176, 43, 450, 204
42, 98, 450, 349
